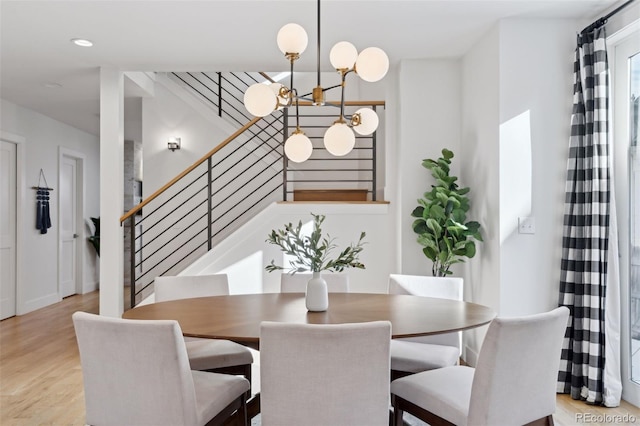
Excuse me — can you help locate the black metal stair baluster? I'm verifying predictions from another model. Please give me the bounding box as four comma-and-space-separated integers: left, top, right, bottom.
217, 72, 222, 117
372, 105, 377, 201
129, 215, 136, 308
207, 156, 213, 250
283, 109, 288, 201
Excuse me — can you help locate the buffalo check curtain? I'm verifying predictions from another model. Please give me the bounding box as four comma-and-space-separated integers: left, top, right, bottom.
557, 26, 612, 405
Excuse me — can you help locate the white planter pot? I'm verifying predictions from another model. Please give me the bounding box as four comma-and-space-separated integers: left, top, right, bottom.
306, 271, 329, 312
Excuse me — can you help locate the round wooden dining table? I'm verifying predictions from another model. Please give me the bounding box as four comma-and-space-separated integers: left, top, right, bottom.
122, 292, 495, 347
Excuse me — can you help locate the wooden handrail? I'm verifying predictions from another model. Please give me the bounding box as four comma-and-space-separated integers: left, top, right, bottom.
120, 116, 262, 223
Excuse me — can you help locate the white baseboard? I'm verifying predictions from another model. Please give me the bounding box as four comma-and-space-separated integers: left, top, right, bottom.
19, 293, 60, 315
82, 281, 99, 294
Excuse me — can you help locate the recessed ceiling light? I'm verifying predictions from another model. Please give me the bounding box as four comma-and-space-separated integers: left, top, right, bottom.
71, 38, 93, 47
44, 82, 63, 88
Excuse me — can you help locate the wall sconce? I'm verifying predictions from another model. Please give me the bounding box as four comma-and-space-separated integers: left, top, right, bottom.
167, 137, 181, 152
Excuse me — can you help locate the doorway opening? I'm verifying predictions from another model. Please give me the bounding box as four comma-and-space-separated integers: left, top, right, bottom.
59, 148, 85, 299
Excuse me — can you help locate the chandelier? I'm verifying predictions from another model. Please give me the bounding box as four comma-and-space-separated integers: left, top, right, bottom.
243, 0, 388, 163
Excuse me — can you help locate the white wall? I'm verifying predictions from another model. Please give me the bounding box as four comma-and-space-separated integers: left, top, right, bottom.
183, 202, 392, 295
497, 19, 576, 316
396, 59, 462, 276
1, 99, 100, 314
460, 25, 501, 365
142, 81, 232, 197
457, 18, 578, 363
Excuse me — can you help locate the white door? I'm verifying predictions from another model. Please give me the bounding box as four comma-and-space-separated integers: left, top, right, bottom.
613, 29, 640, 407
0, 140, 17, 319
60, 155, 79, 298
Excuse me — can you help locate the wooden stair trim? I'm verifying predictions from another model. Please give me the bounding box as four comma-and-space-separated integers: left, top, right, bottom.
279, 201, 390, 205
293, 189, 368, 202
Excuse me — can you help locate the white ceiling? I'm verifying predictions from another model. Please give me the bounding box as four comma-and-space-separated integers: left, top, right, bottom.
0, 0, 618, 136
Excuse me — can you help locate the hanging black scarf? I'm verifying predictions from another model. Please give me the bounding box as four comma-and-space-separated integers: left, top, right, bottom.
35, 169, 52, 234
36, 189, 52, 234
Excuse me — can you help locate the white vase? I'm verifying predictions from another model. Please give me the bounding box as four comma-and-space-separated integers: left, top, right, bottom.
306, 271, 328, 312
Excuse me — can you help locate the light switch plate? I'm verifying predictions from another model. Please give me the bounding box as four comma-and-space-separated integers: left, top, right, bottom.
518, 217, 536, 234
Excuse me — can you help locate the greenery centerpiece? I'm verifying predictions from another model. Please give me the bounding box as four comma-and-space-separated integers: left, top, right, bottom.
412, 149, 483, 277
266, 213, 366, 274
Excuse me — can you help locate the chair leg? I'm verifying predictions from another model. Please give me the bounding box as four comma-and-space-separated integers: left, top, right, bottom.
243, 364, 252, 400
525, 415, 554, 426
394, 406, 404, 426
239, 394, 248, 426
391, 395, 403, 426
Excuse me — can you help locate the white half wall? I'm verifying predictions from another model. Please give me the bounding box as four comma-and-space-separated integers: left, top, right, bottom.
1, 99, 100, 314
182, 202, 392, 295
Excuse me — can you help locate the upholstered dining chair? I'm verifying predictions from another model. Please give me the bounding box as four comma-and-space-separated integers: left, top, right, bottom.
154, 274, 253, 392
260, 321, 391, 426
280, 272, 350, 293
388, 274, 462, 380
391, 306, 570, 426
72, 311, 250, 426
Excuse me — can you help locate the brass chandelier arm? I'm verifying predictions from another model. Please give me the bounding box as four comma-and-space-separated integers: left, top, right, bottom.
298, 82, 345, 99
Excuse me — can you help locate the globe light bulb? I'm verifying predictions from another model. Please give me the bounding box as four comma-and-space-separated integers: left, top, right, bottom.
329, 41, 358, 70
244, 83, 277, 117
324, 122, 355, 156
284, 132, 313, 163
355, 47, 389, 82
277, 23, 308, 57
352, 108, 379, 135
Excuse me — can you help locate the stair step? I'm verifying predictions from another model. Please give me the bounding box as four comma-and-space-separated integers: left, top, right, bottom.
293, 189, 369, 202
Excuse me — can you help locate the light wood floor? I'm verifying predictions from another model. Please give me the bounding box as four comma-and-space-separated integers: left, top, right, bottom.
1, 291, 639, 425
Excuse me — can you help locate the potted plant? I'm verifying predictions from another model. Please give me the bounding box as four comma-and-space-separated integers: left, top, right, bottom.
411, 149, 482, 277
266, 213, 366, 311
88, 217, 100, 257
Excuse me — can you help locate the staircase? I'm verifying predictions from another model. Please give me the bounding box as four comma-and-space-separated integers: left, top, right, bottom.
121, 71, 384, 307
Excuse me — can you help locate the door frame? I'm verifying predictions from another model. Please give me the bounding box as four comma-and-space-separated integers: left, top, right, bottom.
0, 131, 25, 315
58, 147, 86, 299
610, 22, 640, 407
